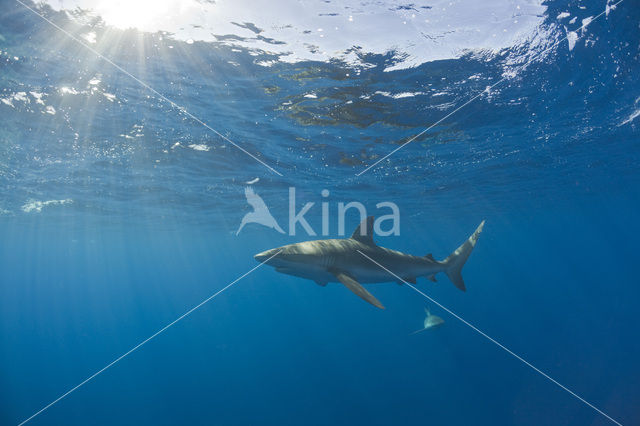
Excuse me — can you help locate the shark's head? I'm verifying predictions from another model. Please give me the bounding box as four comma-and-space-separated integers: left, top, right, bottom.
254, 246, 301, 267
254, 241, 326, 267
254, 247, 282, 264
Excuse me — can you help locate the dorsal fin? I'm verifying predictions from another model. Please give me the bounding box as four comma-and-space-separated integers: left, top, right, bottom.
350, 216, 376, 245
424, 253, 435, 261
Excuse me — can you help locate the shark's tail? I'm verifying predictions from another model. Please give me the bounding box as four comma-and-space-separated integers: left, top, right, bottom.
443, 220, 485, 292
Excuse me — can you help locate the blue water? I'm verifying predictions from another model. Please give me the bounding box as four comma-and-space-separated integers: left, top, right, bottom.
1, 0, 639, 425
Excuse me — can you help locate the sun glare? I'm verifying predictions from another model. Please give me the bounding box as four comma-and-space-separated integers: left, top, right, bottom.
92, 0, 187, 31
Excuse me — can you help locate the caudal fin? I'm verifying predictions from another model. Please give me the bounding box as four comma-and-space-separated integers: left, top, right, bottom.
444, 221, 485, 291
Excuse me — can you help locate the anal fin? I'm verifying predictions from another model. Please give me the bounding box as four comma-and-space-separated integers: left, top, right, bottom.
329, 268, 385, 309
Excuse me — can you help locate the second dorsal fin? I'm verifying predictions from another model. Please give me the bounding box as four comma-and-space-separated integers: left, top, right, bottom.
424, 253, 435, 261
350, 216, 376, 246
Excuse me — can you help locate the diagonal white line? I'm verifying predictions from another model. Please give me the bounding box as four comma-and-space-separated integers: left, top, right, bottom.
355, 84, 500, 176
17, 250, 281, 426
356, 0, 625, 176
356, 250, 623, 426
15, 0, 283, 177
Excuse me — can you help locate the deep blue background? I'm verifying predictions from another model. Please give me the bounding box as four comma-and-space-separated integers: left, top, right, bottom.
1, 0, 639, 425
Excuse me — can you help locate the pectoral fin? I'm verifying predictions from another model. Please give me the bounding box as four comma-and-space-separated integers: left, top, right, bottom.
329, 269, 385, 309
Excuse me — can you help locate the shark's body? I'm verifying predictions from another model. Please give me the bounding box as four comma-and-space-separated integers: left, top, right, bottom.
255, 217, 485, 309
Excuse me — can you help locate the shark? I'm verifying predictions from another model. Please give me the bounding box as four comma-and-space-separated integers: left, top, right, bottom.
254, 216, 485, 309
410, 307, 445, 335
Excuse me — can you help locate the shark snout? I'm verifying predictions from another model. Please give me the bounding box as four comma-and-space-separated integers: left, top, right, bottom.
254, 248, 280, 263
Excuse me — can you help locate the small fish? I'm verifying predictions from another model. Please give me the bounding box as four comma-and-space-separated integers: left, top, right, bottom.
410, 307, 444, 335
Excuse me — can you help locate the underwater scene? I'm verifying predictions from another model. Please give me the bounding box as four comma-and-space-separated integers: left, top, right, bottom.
1, 0, 639, 424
